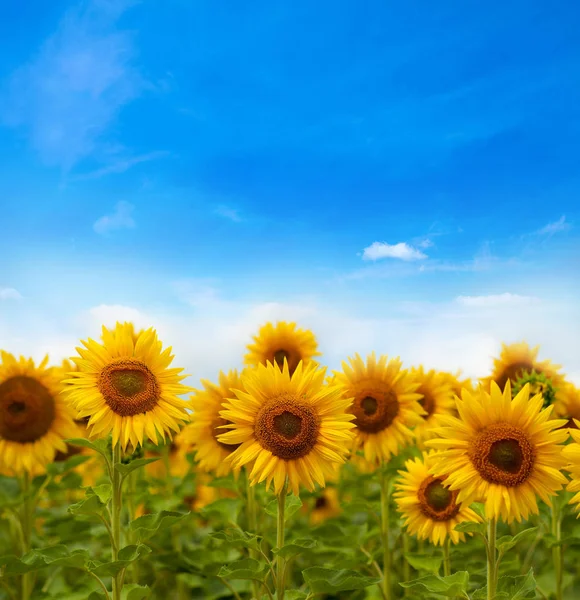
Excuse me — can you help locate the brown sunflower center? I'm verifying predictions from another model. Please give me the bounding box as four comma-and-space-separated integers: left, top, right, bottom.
254, 396, 320, 460
351, 388, 399, 433
497, 361, 535, 389
0, 376, 56, 443
419, 391, 435, 417
417, 475, 460, 521
212, 416, 242, 452
271, 349, 300, 376
314, 496, 328, 509
98, 359, 160, 417
468, 423, 535, 487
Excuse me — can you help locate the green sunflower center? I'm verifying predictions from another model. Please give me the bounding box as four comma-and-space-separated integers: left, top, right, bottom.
361, 396, 378, 416
98, 359, 160, 417
512, 371, 557, 408
0, 376, 56, 443
255, 396, 320, 460
417, 475, 460, 521
488, 439, 523, 474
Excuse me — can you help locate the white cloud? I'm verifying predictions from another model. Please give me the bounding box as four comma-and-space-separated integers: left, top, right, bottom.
93, 201, 135, 235
417, 238, 434, 249
455, 293, 540, 308
0, 288, 22, 300
362, 242, 428, 262
214, 205, 242, 222
1, 0, 143, 170
72, 151, 168, 181
537, 215, 571, 236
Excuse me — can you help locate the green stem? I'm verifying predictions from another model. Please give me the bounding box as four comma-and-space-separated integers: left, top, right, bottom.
402, 532, 410, 590
443, 538, 451, 577
126, 471, 140, 584
379, 470, 392, 600
246, 476, 260, 600
486, 517, 497, 600
111, 443, 123, 600
552, 500, 563, 600
275, 479, 288, 600
20, 472, 33, 600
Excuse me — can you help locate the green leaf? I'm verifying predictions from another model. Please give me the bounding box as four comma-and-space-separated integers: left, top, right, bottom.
115, 457, 160, 477
285, 592, 308, 600
89, 484, 112, 505
273, 538, 318, 560
89, 544, 151, 578
206, 476, 239, 492
473, 569, 537, 600
0, 546, 90, 575
68, 493, 106, 517
210, 529, 262, 552
65, 438, 109, 459
400, 571, 470, 597
217, 558, 269, 581
454, 520, 485, 535
302, 567, 381, 594
497, 527, 538, 554
264, 494, 302, 521
122, 584, 151, 600
200, 498, 241, 523
46, 454, 91, 476
129, 510, 190, 540
404, 553, 442, 575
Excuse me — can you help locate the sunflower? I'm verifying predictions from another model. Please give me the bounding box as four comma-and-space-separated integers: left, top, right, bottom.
244, 321, 321, 376
308, 486, 342, 525
554, 383, 580, 428
332, 353, 425, 465
394, 451, 481, 545
0, 352, 78, 475
218, 360, 356, 495
562, 423, 580, 513
426, 381, 569, 523
63, 322, 193, 451
409, 367, 454, 445
441, 370, 474, 398
146, 438, 193, 480
179, 370, 246, 478
481, 341, 564, 392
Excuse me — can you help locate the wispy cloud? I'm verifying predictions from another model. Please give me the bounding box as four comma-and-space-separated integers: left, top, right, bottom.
71, 151, 169, 181
537, 215, 571, 237
214, 205, 243, 223
455, 293, 540, 308
362, 242, 427, 261
93, 201, 135, 235
1, 0, 143, 170
0, 288, 22, 300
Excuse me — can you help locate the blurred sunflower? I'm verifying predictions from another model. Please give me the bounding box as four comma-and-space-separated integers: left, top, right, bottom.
146, 438, 192, 480
441, 370, 474, 398
218, 361, 355, 495
308, 486, 342, 525
394, 452, 481, 545
562, 423, 580, 513
0, 352, 78, 475
333, 353, 424, 464
244, 321, 321, 376
179, 370, 245, 478
554, 383, 580, 427
426, 382, 569, 523
63, 322, 193, 451
409, 367, 454, 445
481, 341, 563, 392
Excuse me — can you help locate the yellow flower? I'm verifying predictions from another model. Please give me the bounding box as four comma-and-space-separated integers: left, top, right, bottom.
0, 352, 78, 475
63, 322, 193, 451
333, 353, 425, 465
218, 361, 355, 495
427, 382, 569, 524
244, 321, 321, 376
308, 486, 342, 525
563, 422, 580, 514
394, 451, 481, 545
179, 370, 245, 478
553, 382, 580, 426
409, 367, 454, 445
481, 341, 563, 391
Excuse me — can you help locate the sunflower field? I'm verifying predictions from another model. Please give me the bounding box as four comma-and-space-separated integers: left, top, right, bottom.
1, 321, 580, 600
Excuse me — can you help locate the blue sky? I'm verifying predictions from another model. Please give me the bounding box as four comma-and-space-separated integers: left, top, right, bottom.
1, 0, 579, 384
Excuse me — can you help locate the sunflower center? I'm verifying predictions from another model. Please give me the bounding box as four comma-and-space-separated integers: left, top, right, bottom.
98, 359, 160, 417
497, 361, 535, 388
0, 376, 56, 443
419, 392, 435, 417
274, 350, 290, 368
469, 423, 535, 487
270, 348, 301, 376
351, 388, 399, 434
212, 416, 242, 452
417, 475, 460, 521
314, 496, 328, 509
255, 395, 320, 460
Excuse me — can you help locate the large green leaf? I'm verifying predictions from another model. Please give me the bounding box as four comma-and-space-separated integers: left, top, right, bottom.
65, 438, 110, 460
302, 567, 380, 594
404, 553, 443, 575
273, 538, 318, 560
210, 529, 262, 552
217, 558, 269, 581
129, 510, 190, 540
472, 569, 537, 600
496, 527, 538, 554
122, 584, 151, 600
115, 457, 160, 477
89, 544, 152, 578
400, 571, 470, 597
0, 546, 90, 575
264, 494, 303, 521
